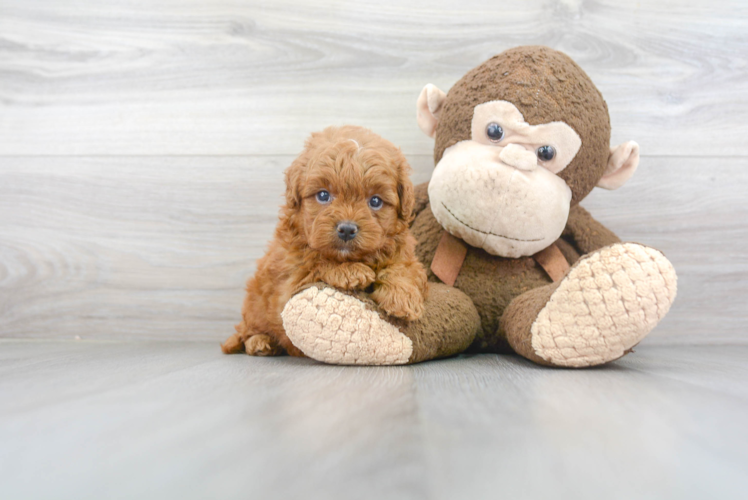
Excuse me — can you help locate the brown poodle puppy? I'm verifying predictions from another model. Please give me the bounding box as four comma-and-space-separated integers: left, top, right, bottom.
221, 125, 428, 357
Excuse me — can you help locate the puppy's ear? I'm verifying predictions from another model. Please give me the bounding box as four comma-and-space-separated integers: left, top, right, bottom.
283, 149, 309, 208
395, 152, 415, 223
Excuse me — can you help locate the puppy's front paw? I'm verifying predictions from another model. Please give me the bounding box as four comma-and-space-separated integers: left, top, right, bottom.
372, 283, 425, 321
322, 263, 376, 290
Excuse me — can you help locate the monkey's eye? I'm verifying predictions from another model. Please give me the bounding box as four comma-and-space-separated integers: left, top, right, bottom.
537, 145, 556, 162
316, 190, 331, 204
368, 196, 384, 210
486, 123, 504, 142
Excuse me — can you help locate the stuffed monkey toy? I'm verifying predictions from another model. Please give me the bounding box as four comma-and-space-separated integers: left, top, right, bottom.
281, 46, 677, 367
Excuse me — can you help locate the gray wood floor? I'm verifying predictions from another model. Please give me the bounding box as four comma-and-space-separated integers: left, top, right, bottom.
1, 341, 747, 500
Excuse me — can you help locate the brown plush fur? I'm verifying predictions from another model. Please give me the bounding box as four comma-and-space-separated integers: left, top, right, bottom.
433, 45, 611, 204
411, 185, 619, 354
222, 125, 428, 357
404, 47, 623, 356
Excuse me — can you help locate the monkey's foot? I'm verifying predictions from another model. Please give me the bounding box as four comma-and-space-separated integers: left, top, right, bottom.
281, 286, 413, 365
281, 283, 479, 365
531, 243, 677, 367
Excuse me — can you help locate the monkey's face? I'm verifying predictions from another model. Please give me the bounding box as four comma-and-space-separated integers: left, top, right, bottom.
418, 46, 641, 258
428, 100, 581, 258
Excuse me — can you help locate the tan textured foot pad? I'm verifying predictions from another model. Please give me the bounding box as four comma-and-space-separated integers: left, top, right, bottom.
531, 243, 677, 367
281, 286, 413, 365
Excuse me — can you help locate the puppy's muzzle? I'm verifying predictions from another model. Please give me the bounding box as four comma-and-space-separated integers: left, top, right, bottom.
336, 221, 358, 242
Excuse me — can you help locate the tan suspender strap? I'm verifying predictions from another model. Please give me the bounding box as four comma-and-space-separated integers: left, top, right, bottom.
432, 233, 569, 285
533, 243, 570, 282
430, 231, 468, 287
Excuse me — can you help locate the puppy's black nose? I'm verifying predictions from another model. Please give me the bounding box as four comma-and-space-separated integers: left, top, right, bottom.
336, 222, 358, 242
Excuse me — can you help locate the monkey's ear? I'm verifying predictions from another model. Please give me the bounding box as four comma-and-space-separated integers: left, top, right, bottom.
597, 141, 640, 190
416, 84, 447, 138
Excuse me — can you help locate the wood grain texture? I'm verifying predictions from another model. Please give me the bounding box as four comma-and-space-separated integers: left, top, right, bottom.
0, 156, 284, 339
0, 0, 747, 156
1, 341, 747, 500
1, 155, 745, 343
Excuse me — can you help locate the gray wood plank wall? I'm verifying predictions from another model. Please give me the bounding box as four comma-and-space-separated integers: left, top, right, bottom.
1, 0, 746, 343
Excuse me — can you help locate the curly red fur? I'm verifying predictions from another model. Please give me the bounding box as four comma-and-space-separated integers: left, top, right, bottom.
221, 126, 428, 357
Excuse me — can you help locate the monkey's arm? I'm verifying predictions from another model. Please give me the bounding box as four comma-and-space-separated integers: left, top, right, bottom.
562, 204, 620, 255
412, 182, 430, 222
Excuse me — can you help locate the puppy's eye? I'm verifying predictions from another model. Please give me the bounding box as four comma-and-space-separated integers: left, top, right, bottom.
316, 190, 331, 204
537, 145, 556, 162
486, 122, 504, 142
368, 196, 383, 210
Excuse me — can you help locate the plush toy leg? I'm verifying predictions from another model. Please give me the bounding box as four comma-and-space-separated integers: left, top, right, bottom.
281, 282, 479, 365
502, 243, 677, 368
